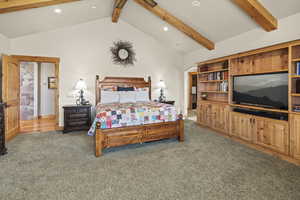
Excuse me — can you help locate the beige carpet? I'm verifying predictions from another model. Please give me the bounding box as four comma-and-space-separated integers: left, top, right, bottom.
1, 121, 300, 200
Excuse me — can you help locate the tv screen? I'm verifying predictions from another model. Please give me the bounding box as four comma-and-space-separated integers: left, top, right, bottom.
233, 72, 288, 110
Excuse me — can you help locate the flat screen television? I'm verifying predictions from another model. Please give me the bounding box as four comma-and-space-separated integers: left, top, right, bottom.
233, 72, 288, 110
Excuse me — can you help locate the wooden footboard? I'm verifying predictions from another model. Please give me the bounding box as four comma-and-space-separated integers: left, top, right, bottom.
95, 115, 184, 157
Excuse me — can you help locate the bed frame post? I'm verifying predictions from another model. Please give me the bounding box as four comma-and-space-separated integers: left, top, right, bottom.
95, 122, 103, 157
148, 76, 151, 100
178, 114, 184, 142
96, 75, 100, 105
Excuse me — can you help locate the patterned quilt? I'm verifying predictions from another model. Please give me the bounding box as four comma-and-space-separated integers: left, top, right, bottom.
88, 101, 178, 136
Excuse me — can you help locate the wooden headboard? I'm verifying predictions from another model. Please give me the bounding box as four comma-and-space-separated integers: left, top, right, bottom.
95, 76, 151, 105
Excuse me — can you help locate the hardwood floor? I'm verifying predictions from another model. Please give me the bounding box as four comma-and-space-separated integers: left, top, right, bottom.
20, 118, 57, 133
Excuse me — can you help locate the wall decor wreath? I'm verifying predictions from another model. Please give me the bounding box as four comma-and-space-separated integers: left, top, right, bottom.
110, 40, 137, 66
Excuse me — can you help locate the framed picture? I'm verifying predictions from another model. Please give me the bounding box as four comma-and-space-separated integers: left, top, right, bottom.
48, 77, 57, 89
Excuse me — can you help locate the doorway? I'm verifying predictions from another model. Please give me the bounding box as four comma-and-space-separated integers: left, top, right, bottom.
188, 72, 197, 121
2, 55, 60, 138
19, 61, 58, 133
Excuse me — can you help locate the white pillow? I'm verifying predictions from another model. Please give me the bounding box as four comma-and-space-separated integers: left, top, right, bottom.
101, 91, 119, 104
119, 91, 136, 103
136, 91, 150, 102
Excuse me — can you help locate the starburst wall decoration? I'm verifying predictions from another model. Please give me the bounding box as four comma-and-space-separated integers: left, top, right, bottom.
110, 40, 137, 67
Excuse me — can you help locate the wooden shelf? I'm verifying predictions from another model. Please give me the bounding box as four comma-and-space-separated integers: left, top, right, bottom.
230, 104, 289, 113
291, 93, 300, 97
199, 100, 228, 104
199, 80, 228, 83
292, 58, 300, 62
290, 75, 300, 78
290, 111, 300, 115
200, 91, 228, 94
198, 69, 228, 74
232, 68, 288, 77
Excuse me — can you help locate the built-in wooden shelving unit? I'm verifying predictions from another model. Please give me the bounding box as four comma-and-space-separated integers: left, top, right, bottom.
290, 45, 300, 113
198, 60, 229, 103
196, 39, 300, 166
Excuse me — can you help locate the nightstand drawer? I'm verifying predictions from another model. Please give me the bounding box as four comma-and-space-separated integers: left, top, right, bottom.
67, 113, 89, 119
65, 107, 89, 114
66, 120, 89, 127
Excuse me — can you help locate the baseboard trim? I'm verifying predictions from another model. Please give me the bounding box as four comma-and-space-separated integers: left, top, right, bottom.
195, 122, 300, 166
38, 115, 56, 120
56, 126, 63, 131
6, 131, 19, 142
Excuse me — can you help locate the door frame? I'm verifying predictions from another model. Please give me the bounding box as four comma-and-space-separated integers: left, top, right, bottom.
188, 72, 197, 110
12, 55, 60, 131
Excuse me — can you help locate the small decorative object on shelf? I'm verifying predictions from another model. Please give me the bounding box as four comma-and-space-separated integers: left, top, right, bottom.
74, 79, 90, 105
63, 105, 92, 133
294, 104, 300, 112
158, 80, 166, 102
201, 93, 208, 100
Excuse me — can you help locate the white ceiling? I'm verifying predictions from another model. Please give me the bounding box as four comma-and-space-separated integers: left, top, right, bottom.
1, 0, 300, 53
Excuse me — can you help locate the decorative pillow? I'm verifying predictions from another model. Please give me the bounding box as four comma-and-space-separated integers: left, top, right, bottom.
136, 87, 149, 92
101, 91, 119, 104
101, 86, 117, 91
119, 91, 136, 103
136, 91, 150, 102
117, 86, 135, 91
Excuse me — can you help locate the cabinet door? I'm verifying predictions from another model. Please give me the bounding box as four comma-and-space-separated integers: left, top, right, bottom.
290, 114, 300, 159
210, 104, 218, 129
197, 103, 211, 126
214, 104, 230, 134
197, 103, 205, 125
253, 117, 289, 154
230, 112, 253, 142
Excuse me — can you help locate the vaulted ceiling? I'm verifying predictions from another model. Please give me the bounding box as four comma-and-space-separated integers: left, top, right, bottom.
1, 0, 300, 53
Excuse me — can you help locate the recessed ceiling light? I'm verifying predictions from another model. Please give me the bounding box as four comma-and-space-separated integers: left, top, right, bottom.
192, 0, 200, 7
91, 5, 97, 9
163, 26, 169, 31
54, 8, 62, 14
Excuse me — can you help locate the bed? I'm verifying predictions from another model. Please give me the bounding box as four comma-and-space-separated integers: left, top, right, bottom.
91, 76, 184, 157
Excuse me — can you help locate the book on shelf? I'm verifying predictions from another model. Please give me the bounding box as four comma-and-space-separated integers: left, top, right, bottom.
205, 71, 227, 81
297, 62, 300, 75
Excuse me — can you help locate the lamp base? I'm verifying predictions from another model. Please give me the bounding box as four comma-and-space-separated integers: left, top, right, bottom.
159, 88, 166, 102
76, 90, 90, 105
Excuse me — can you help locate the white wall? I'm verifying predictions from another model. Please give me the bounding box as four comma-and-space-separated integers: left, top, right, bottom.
183, 12, 300, 114
39, 63, 55, 116
0, 33, 9, 54
10, 18, 184, 126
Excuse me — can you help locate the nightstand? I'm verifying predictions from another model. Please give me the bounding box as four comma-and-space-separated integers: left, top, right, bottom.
160, 101, 175, 105
63, 105, 92, 133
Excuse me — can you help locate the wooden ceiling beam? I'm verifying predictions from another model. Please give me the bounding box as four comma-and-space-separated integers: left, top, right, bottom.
0, 0, 80, 14
133, 0, 215, 50
112, 0, 128, 23
232, 0, 278, 32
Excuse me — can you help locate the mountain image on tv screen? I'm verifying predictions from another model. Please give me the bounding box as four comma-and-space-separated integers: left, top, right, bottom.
233, 73, 288, 110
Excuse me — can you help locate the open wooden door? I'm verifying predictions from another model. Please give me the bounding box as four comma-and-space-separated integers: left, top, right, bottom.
2, 55, 20, 141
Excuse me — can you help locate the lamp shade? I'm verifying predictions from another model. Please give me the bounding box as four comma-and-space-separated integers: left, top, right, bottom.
158, 80, 166, 89
75, 79, 87, 90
